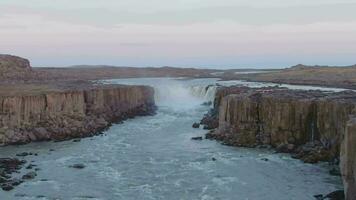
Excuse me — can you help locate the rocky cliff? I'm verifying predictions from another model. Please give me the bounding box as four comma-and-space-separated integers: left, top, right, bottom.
209, 87, 356, 162
0, 84, 156, 145
205, 86, 356, 199
341, 117, 356, 200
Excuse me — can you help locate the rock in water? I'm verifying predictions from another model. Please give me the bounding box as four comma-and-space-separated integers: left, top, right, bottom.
191, 136, 203, 140
1, 184, 14, 191
69, 164, 86, 169
324, 190, 345, 200
22, 171, 37, 180
192, 123, 200, 128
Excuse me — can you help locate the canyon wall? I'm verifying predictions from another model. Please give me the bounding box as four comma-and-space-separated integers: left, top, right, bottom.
341, 117, 356, 200
206, 86, 356, 199
0, 85, 156, 145
208, 88, 356, 162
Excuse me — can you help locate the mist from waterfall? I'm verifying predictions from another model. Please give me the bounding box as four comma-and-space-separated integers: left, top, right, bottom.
101, 78, 219, 109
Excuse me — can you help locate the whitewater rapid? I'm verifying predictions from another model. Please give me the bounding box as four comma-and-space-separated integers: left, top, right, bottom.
0, 78, 343, 200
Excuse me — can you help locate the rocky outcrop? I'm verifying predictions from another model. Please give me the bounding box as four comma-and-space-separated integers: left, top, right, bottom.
0, 54, 31, 71
341, 117, 356, 200
0, 55, 34, 81
0, 85, 156, 145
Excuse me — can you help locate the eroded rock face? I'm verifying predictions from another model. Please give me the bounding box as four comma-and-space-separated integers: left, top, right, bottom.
207, 86, 356, 199
208, 87, 356, 161
0, 85, 156, 145
340, 117, 356, 200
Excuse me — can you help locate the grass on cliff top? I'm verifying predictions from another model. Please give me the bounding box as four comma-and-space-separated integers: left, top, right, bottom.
229, 65, 356, 89
0, 84, 62, 96
0, 81, 139, 97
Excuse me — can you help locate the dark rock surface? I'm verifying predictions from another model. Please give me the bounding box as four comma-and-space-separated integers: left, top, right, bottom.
192, 123, 200, 128
22, 171, 37, 180
0, 158, 26, 191
191, 136, 203, 140
69, 164, 86, 169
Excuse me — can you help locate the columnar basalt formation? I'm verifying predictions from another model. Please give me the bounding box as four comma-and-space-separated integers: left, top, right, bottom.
208, 87, 356, 161
205, 86, 356, 199
341, 117, 356, 200
0, 85, 156, 145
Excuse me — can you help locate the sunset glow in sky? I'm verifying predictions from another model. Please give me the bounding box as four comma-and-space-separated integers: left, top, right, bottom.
0, 0, 355, 68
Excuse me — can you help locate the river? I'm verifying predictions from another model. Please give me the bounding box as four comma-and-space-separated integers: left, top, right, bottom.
0, 78, 343, 200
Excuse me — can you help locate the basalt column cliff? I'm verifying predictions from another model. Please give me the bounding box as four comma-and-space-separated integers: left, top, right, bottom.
0, 55, 156, 145
341, 118, 356, 200
204, 86, 356, 199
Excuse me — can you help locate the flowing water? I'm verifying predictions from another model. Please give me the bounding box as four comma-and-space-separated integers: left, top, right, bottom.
0, 78, 344, 200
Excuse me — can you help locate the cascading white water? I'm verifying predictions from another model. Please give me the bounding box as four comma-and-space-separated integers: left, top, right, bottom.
188, 85, 217, 103
153, 83, 204, 109
101, 78, 219, 109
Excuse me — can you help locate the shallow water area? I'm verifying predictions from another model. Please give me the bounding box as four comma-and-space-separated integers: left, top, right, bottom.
0, 78, 343, 200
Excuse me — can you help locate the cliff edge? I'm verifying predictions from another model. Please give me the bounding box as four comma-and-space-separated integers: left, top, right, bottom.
0, 84, 156, 145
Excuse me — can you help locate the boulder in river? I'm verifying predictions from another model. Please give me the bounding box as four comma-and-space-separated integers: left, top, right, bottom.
192, 123, 200, 128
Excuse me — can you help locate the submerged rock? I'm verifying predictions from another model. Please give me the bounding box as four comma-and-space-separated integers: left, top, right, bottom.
0, 158, 26, 191
191, 136, 203, 140
69, 164, 86, 169
324, 190, 345, 200
192, 123, 200, 128
22, 171, 37, 180
329, 167, 341, 176
1, 183, 14, 191
16, 152, 31, 157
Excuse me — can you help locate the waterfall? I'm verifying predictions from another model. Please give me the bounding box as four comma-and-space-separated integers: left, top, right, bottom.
188, 85, 217, 103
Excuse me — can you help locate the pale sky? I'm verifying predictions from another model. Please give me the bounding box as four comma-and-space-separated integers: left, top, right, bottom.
0, 0, 356, 68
